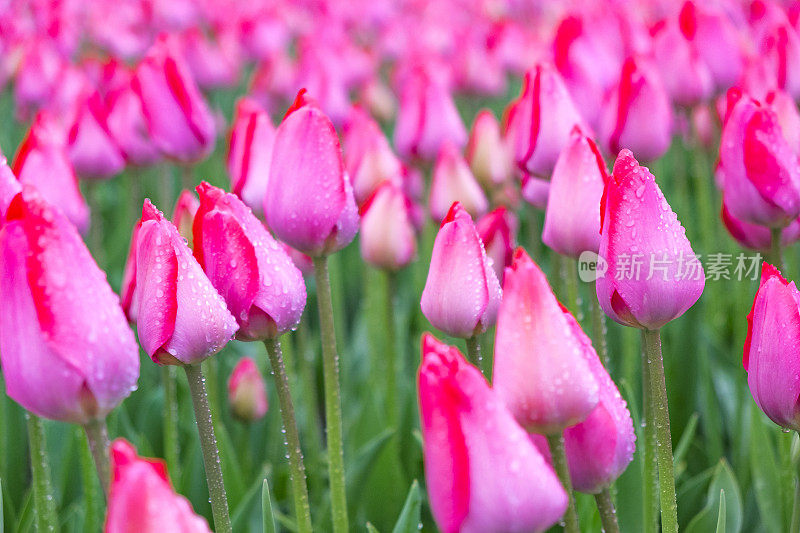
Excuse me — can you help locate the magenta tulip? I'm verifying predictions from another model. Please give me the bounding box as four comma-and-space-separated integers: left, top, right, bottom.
67, 89, 126, 180
465, 110, 514, 189
227, 357, 268, 422
228, 97, 275, 215
359, 181, 417, 271
429, 141, 488, 224
650, 17, 713, 108
722, 203, 800, 250
0, 156, 21, 221
476, 207, 517, 284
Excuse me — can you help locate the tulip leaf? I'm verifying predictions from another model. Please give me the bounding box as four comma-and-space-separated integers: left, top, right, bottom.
673, 412, 700, 478
346, 428, 395, 505
391, 480, 421, 533
686, 460, 742, 533
1, 477, 4, 533
749, 409, 783, 533
261, 479, 276, 533
716, 490, 726, 533
366, 523, 381, 533
231, 463, 271, 530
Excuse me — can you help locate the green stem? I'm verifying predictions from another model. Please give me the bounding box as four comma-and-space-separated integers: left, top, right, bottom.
184, 363, 232, 533
83, 418, 110, 497
162, 365, 180, 487
312, 256, 349, 533
791, 431, 800, 533
264, 338, 313, 533
560, 255, 579, 318
465, 335, 482, 371
26, 413, 58, 533
384, 271, 398, 426
159, 164, 173, 209
546, 433, 579, 533
643, 329, 678, 533
181, 165, 194, 191
78, 428, 99, 533
771, 227, 785, 272
642, 331, 659, 533
590, 285, 609, 369
595, 488, 621, 533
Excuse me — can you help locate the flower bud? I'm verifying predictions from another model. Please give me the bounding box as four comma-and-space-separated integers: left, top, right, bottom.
429, 141, 488, 224
228, 97, 275, 215
476, 207, 517, 284
465, 110, 514, 189
359, 182, 417, 271
227, 357, 268, 422
67, 88, 126, 179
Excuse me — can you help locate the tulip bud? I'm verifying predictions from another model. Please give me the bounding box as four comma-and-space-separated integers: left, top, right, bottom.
0, 187, 139, 424
133, 199, 238, 365
722, 202, 800, 250
755, 14, 800, 99
650, 18, 713, 108
132, 35, 216, 163
12, 111, 90, 233
67, 88, 126, 179
418, 334, 568, 533
179, 27, 242, 90
14, 39, 63, 121
228, 357, 268, 422
359, 182, 417, 270
476, 207, 517, 284
0, 156, 21, 221
520, 173, 550, 210
266, 90, 359, 257
600, 57, 673, 162
106, 439, 211, 532
429, 142, 488, 223
543, 128, 608, 258
193, 182, 306, 341
597, 150, 705, 329
228, 97, 275, 215
493, 248, 599, 433
465, 110, 514, 189
421, 203, 501, 338
171, 190, 199, 245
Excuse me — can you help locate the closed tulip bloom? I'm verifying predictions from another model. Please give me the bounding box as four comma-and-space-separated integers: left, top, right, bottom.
266, 90, 359, 257
418, 334, 568, 533
722, 202, 800, 250
744, 263, 800, 431
133, 35, 216, 163
194, 182, 306, 341
429, 142, 488, 223
421, 202, 501, 338
0, 156, 21, 221
520, 173, 551, 210
493, 248, 599, 433
756, 13, 800, 99
542, 128, 608, 257
597, 150, 705, 329
12, 111, 90, 233
600, 57, 673, 163
476, 207, 517, 284
650, 18, 713, 107
0, 187, 139, 424
465, 110, 514, 189
105, 439, 211, 533
134, 199, 238, 365
228, 97, 275, 214
171, 190, 199, 245
360, 181, 417, 270
67, 89, 126, 179
227, 357, 268, 422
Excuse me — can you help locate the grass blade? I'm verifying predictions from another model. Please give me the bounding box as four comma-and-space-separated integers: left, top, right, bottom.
262, 479, 276, 533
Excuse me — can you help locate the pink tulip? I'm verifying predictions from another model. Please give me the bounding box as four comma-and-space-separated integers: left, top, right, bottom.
722, 202, 800, 250
752, 4, 800, 99
418, 334, 568, 533
179, 27, 242, 90
476, 207, 517, 284
227, 357, 268, 422
597, 150, 705, 329
12, 111, 89, 233
359, 182, 417, 271
543, 128, 608, 258
171, 189, 199, 244
266, 90, 359, 257
421, 202, 501, 338
13, 39, 63, 121
194, 182, 306, 341
105, 439, 211, 532
493, 248, 599, 433
0, 186, 139, 424
600, 57, 674, 163
650, 18, 713, 107
0, 156, 21, 221
765, 89, 800, 151
132, 35, 216, 163
465, 110, 514, 189
717, 88, 800, 227
120, 219, 141, 323
67, 88, 126, 179
520, 173, 551, 210
133, 199, 237, 365
429, 141, 488, 224
227, 97, 275, 215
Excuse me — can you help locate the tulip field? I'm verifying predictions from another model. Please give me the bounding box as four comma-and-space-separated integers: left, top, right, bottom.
5, 1, 800, 532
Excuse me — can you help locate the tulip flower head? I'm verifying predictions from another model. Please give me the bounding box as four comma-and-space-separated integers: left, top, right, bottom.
227, 357, 268, 422
67, 88, 126, 180
228, 97, 275, 215
465, 110, 514, 189
359, 181, 417, 271
721, 202, 800, 250
429, 141, 488, 224
476, 207, 517, 284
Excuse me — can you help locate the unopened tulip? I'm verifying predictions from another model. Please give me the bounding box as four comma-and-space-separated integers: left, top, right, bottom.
493, 248, 599, 433
227, 357, 268, 421
0, 187, 139, 424
179, 27, 241, 90
543, 128, 608, 257
0, 156, 20, 220
266, 90, 359, 257
418, 334, 568, 533
359, 182, 417, 270
722, 203, 800, 250
67, 89, 126, 179
133, 35, 216, 163
597, 150, 705, 329
520, 173, 551, 209
12, 111, 90, 232
421, 202, 501, 338
133, 199, 237, 365
228, 97, 275, 214
106, 439, 210, 532
744, 263, 800, 430
476, 207, 517, 284
753, 8, 800, 99
650, 18, 713, 107
600, 57, 673, 162
194, 182, 306, 341
429, 142, 488, 223
171, 190, 199, 244
465, 110, 514, 189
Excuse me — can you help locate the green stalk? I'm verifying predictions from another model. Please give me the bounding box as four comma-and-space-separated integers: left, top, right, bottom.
312, 256, 349, 533
78, 428, 98, 532
642, 329, 678, 533
465, 335, 482, 371
560, 255, 580, 318
26, 413, 58, 533
383, 271, 399, 425
181, 165, 194, 191
546, 433, 579, 533
595, 488, 621, 533
162, 365, 180, 486
83, 418, 110, 497
791, 431, 800, 533
642, 331, 659, 533
184, 363, 232, 533
590, 285, 609, 369
263, 338, 313, 533
771, 228, 784, 272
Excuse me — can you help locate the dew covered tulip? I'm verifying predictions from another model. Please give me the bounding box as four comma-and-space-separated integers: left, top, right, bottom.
228, 97, 275, 214
227, 357, 268, 422
465, 110, 514, 189
429, 141, 488, 223
0, 156, 21, 221
193, 182, 306, 341
359, 181, 417, 271
266, 90, 359, 257
542, 128, 608, 258
421, 202, 501, 338
133, 199, 237, 365
493, 248, 599, 434
418, 334, 568, 533
67, 88, 126, 180
597, 150, 705, 330
0, 186, 139, 424
105, 439, 211, 533
476, 207, 517, 284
